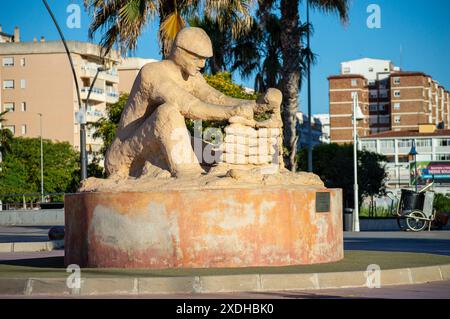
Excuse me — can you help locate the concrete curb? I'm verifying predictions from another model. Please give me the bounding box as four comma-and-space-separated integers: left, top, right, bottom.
0, 264, 449, 296
0, 240, 64, 253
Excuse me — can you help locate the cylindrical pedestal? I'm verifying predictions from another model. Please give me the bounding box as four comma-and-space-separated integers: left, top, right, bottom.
65, 187, 343, 268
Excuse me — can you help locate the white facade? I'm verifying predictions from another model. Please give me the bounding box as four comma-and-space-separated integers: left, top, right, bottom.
296, 112, 329, 149
314, 113, 330, 144
341, 58, 399, 82
360, 133, 450, 192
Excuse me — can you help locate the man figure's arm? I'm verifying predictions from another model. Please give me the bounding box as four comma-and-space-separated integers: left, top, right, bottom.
156, 77, 254, 121
192, 75, 257, 107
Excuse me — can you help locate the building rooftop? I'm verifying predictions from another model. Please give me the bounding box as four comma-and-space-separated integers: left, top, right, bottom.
362, 129, 450, 139
391, 71, 431, 78
0, 40, 120, 61
328, 74, 366, 80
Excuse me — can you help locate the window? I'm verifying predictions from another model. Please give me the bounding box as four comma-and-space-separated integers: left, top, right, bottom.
398, 139, 412, 148
3, 80, 14, 89
343, 67, 350, 74
369, 104, 378, 112
3, 103, 15, 112
436, 154, 450, 161
393, 77, 400, 85
362, 140, 376, 150
380, 140, 394, 149
379, 104, 386, 112
21, 124, 27, 135
416, 139, 431, 147
370, 90, 378, 98
394, 90, 401, 97
394, 115, 401, 123
379, 116, 390, 124
21, 102, 26, 112
437, 139, 450, 147
20, 58, 26, 67
368, 80, 376, 86
351, 79, 357, 87
4, 125, 15, 135
368, 67, 374, 72
394, 102, 401, 110
2, 57, 14, 66
20, 79, 26, 89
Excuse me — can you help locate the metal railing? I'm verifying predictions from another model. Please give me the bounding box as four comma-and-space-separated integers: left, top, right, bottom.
0, 192, 68, 211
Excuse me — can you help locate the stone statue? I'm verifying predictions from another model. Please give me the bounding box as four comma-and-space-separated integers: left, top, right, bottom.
105, 27, 281, 179
81, 27, 323, 191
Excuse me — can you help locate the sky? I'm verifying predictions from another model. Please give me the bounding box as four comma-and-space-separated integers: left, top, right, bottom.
0, 0, 449, 115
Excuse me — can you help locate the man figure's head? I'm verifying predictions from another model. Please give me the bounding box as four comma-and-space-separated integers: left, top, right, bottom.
170, 27, 213, 77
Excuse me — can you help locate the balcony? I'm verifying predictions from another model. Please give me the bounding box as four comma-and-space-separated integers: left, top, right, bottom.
80, 87, 105, 103
435, 145, 450, 153
80, 65, 119, 83
106, 91, 119, 104
86, 109, 105, 122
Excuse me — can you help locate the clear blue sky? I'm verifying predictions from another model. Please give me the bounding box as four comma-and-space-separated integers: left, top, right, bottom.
1, 0, 449, 115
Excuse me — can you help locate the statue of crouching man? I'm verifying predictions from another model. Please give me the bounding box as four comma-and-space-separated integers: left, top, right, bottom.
104, 27, 282, 179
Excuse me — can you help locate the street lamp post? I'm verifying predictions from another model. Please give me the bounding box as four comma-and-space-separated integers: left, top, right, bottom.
352, 92, 365, 232
38, 113, 44, 203
80, 66, 108, 179
409, 140, 418, 192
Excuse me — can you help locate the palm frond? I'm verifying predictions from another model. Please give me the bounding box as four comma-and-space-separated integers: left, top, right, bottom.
307, 0, 350, 24
159, 10, 186, 56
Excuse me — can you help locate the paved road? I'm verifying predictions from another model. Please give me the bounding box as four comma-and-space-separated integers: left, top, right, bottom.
344, 231, 450, 256
0, 226, 52, 243
1, 227, 450, 255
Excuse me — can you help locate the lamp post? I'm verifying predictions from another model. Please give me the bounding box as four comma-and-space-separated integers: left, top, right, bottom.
80, 66, 109, 179
37, 113, 44, 203
351, 92, 365, 232
409, 140, 418, 192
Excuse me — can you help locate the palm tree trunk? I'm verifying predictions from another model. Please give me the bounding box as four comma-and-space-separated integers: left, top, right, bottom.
280, 0, 301, 171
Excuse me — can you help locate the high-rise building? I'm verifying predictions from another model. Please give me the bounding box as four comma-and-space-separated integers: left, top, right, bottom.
0, 27, 120, 158
329, 58, 450, 144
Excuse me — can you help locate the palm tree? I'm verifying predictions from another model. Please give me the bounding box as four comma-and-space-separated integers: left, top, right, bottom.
0, 110, 13, 156
84, 0, 254, 57
280, 0, 349, 171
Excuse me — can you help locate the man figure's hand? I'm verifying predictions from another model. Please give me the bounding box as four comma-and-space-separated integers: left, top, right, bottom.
233, 101, 255, 120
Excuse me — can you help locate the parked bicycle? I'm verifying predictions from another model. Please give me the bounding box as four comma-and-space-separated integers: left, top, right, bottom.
386, 182, 436, 232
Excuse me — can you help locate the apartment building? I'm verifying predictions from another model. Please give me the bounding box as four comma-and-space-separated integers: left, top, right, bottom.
329, 58, 450, 144
118, 57, 157, 94
328, 74, 370, 143
0, 27, 120, 157
0, 25, 16, 43
360, 124, 450, 192
296, 112, 329, 149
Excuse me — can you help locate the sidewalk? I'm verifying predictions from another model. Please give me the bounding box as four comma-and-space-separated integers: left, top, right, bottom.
0, 250, 449, 296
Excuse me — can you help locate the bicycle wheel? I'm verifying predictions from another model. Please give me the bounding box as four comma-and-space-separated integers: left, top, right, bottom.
406, 211, 428, 232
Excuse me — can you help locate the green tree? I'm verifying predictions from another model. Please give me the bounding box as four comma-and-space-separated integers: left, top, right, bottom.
0, 138, 80, 201
0, 110, 13, 157
204, 72, 257, 100
297, 143, 387, 210
89, 93, 129, 156
84, 0, 254, 57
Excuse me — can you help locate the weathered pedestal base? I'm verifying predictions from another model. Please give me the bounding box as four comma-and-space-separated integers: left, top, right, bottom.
65, 187, 343, 268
